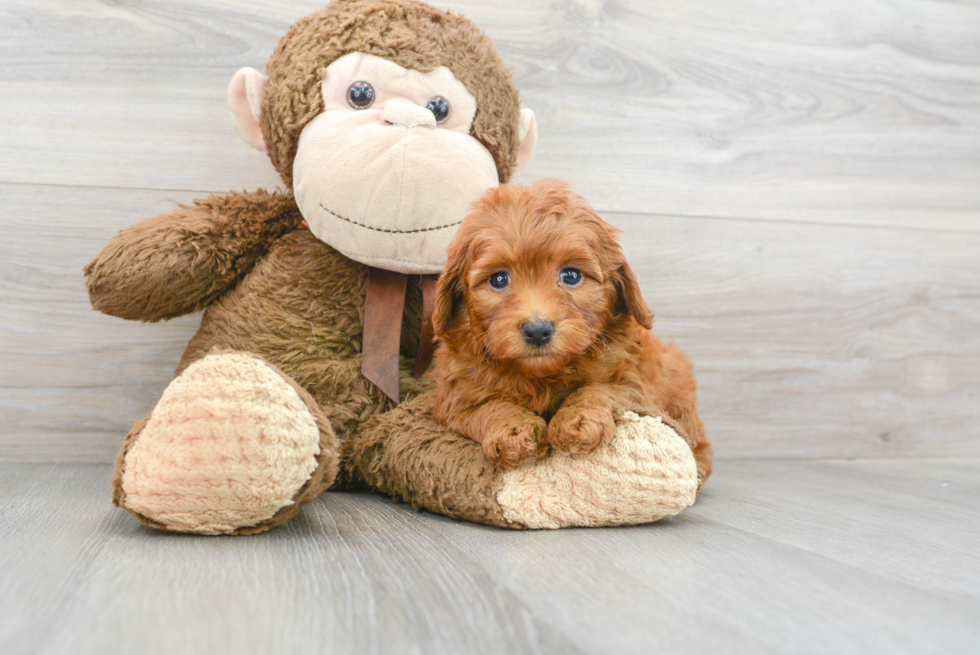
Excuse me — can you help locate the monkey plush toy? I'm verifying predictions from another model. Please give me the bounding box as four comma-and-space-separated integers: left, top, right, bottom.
85, 0, 706, 535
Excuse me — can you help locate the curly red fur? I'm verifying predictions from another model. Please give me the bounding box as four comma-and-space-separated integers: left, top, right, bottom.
431, 180, 712, 487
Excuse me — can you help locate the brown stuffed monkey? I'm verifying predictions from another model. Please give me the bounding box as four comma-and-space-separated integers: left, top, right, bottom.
85, 0, 704, 535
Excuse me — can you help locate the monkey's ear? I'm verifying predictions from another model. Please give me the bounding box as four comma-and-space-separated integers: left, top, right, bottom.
229, 67, 267, 151
613, 261, 654, 330
512, 108, 538, 179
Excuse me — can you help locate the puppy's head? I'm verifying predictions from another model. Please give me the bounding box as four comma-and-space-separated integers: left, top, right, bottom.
434, 179, 653, 378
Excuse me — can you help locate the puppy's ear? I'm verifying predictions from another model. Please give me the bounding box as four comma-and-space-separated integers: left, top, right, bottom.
434, 240, 469, 337
612, 260, 653, 329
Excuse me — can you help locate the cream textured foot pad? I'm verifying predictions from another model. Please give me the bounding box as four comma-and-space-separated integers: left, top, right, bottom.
496, 412, 698, 529
120, 353, 322, 534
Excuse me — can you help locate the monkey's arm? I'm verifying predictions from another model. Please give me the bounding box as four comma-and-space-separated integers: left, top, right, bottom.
549, 381, 712, 488
85, 190, 301, 322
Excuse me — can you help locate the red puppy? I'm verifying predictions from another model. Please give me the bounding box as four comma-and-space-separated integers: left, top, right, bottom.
431, 180, 712, 487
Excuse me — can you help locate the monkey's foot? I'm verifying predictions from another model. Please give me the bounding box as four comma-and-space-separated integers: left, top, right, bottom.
112, 352, 339, 535
353, 396, 698, 529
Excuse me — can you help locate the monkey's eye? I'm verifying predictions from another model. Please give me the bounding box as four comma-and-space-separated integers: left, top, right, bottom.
347, 81, 375, 109
489, 271, 510, 290
426, 96, 450, 124
559, 268, 583, 286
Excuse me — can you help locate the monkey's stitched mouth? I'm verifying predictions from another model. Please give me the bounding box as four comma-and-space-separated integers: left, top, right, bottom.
319, 204, 462, 234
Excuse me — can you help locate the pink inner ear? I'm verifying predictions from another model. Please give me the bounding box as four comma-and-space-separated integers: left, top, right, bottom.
229, 67, 267, 151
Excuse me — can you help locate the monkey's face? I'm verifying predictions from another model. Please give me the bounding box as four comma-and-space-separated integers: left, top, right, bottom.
288, 53, 499, 274
229, 3, 539, 276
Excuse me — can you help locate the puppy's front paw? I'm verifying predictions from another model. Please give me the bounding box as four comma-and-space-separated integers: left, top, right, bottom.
547, 407, 616, 454
481, 414, 547, 468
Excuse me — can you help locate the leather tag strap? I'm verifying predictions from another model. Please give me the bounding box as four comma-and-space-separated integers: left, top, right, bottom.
361, 267, 408, 403
412, 275, 438, 379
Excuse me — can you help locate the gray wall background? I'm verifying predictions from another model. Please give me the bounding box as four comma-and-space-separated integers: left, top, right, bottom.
1, 0, 978, 461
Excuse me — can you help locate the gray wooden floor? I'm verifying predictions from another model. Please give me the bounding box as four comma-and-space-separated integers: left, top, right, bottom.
1, 459, 978, 655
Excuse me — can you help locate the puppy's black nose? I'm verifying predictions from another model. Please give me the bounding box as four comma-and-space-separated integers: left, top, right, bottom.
522, 320, 555, 347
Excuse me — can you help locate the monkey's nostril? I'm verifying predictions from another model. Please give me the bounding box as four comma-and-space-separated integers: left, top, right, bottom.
521, 320, 555, 347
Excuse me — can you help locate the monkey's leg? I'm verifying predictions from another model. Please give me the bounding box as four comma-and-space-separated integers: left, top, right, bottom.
351, 394, 699, 529
112, 351, 339, 535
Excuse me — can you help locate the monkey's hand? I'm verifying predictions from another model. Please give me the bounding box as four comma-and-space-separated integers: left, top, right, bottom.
84, 190, 301, 322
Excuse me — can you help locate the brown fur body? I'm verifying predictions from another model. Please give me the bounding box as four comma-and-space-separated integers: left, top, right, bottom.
432, 181, 712, 486
176, 203, 431, 474
87, 190, 431, 486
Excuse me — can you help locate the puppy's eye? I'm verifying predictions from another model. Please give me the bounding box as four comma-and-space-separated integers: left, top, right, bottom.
559, 268, 583, 286
347, 81, 375, 109
489, 271, 510, 290
426, 96, 450, 123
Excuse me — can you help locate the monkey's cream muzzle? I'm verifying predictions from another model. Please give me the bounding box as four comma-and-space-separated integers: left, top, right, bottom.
291, 53, 499, 274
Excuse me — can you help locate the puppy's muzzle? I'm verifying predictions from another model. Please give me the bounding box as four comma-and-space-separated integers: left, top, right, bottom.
522, 320, 555, 347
